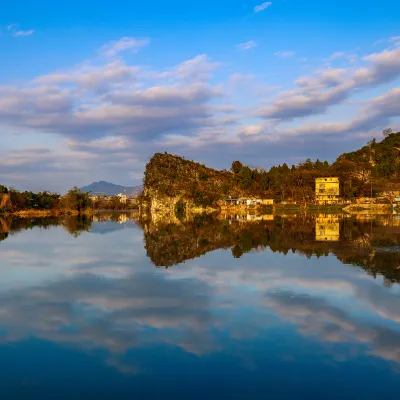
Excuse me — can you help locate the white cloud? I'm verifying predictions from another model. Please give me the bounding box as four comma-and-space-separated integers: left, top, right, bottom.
12, 29, 35, 37
254, 2, 272, 13
259, 45, 400, 121
0, 55, 222, 144
240, 125, 262, 136
329, 52, 346, 60
1, 35, 400, 190
5, 24, 34, 37
327, 52, 358, 64
237, 40, 257, 51
274, 51, 295, 58
162, 54, 220, 81
280, 86, 400, 137
35, 60, 139, 92
101, 37, 150, 57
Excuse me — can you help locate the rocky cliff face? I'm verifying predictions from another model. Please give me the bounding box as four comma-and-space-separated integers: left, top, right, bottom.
141, 153, 250, 217
143, 187, 180, 216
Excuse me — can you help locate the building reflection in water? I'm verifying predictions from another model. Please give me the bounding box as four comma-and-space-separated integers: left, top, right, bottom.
315, 214, 340, 241
221, 213, 274, 223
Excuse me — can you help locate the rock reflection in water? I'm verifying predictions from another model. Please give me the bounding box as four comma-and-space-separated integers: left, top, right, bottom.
1, 211, 400, 398
141, 213, 400, 283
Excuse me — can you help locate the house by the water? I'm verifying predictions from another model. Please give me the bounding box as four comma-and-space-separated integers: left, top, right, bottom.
223, 198, 274, 207
315, 177, 340, 205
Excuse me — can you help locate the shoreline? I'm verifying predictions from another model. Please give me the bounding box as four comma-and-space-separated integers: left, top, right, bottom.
1, 203, 396, 219
1, 208, 138, 218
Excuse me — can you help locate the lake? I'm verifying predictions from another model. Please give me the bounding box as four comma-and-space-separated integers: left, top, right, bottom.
1, 212, 400, 399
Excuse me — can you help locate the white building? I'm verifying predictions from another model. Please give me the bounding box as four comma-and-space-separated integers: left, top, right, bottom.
117, 193, 129, 203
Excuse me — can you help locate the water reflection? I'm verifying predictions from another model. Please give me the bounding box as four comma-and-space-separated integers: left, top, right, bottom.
1, 212, 400, 398
315, 215, 340, 241
140, 213, 400, 283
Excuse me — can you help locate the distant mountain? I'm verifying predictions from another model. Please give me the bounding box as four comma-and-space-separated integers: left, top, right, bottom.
80, 181, 143, 196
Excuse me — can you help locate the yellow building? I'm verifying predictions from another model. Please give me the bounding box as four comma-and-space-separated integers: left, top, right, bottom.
315, 215, 340, 241
315, 177, 340, 204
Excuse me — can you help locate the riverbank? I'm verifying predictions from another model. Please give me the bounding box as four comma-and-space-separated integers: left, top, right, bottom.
221, 204, 347, 215
3, 202, 395, 219
3, 209, 96, 218
1, 207, 139, 218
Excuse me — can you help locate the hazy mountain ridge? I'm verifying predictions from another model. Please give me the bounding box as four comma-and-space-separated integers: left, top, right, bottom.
81, 181, 143, 196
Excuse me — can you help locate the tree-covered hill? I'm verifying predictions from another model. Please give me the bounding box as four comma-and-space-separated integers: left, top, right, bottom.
340, 130, 400, 180
142, 131, 400, 208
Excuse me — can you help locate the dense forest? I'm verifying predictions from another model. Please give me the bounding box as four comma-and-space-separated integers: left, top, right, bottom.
143, 130, 400, 206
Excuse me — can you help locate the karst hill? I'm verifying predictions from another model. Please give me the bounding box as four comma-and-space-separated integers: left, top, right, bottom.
141, 132, 400, 215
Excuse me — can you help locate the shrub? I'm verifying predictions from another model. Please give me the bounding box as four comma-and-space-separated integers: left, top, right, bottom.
199, 173, 209, 181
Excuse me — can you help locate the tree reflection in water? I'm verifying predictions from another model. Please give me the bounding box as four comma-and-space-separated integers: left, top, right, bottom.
2, 212, 400, 283
140, 213, 400, 283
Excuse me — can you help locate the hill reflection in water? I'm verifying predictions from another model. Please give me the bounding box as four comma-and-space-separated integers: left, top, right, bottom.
140, 213, 400, 283
1, 211, 400, 398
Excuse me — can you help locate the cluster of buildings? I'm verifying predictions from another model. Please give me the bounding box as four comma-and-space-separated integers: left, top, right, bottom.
222, 177, 400, 207
315, 177, 400, 205
89, 193, 133, 204
222, 178, 343, 208
222, 198, 274, 207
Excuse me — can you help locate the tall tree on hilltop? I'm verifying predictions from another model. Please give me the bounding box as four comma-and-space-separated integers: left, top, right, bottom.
231, 161, 243, 174
239, 166, 253, 189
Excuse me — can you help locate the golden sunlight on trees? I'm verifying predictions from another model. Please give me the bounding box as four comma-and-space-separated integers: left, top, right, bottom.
61, 187, 92, 213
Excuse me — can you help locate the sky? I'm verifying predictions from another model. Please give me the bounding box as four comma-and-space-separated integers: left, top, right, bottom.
1, 0, 400, 192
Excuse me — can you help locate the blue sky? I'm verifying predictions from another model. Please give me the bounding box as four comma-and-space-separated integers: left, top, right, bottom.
1, 0, 400, 192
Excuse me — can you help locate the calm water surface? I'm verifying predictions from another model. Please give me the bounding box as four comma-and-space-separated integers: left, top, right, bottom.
1, 213, 400, 399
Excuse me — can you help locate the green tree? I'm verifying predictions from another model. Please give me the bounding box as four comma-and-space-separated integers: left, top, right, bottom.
315, 159, 323, 170
260, 173, 270, 191
239, 166, 253, 189
62, 187, 92, 213
231, 161, 243, 174
0, 185, 8, 194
